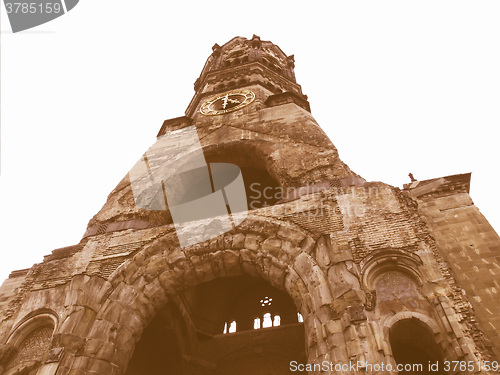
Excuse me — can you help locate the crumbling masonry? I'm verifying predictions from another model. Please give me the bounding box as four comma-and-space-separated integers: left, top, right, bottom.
1, 35, 499, 375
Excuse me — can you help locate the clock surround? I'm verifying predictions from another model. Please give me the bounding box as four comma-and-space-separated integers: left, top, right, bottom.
200, 90, 255, 116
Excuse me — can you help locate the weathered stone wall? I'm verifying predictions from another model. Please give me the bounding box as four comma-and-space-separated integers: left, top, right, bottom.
85, 85, 360, 234
0, 36, 498, 375
407, 173, 500, 360
1, 182, 495, 374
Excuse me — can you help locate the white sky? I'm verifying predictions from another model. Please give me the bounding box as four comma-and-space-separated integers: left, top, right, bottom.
1, 1, 499, 283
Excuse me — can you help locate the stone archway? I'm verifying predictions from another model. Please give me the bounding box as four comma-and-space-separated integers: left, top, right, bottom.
67, 215, 343, 374
123, 274, 307, 375
386, 314, 447, 375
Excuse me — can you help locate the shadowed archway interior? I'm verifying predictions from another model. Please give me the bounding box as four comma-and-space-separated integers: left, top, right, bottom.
390, 318, 446, 375
124, 275, 305, 375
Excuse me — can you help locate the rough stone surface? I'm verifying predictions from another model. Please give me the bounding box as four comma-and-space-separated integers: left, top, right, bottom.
0, 36, 498, 375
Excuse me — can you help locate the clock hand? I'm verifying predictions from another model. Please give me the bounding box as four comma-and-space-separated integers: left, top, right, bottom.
227, 98, 240, 104
222, 94, 229, 109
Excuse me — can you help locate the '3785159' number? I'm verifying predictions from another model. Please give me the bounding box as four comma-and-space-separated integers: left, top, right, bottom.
443, 361, 498, 372
5, 2, 62, 14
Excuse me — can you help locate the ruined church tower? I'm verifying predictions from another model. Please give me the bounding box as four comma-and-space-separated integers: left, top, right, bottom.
0, 35, 499, 375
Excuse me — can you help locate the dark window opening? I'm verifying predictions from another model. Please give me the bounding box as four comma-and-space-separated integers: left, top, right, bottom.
240, 166, 281, 209
204, 147, 282, 211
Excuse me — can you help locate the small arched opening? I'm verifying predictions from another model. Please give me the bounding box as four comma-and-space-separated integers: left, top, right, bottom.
390, 318, 446, 375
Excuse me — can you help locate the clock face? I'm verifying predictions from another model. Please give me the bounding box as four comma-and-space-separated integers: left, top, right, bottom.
200, 90, 255, 116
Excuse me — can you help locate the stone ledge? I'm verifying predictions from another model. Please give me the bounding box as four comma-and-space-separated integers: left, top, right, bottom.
8, 269, 30, 279
157, 116, 193, 137
83, 220, 153, 238
265, 92, 311, 112
44, 244, 84, 262
404, 172, 471, 198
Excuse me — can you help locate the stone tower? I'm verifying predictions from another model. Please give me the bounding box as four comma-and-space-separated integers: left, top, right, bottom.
0, 35, 499, 375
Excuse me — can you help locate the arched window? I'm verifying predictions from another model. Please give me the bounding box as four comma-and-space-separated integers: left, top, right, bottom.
250, 296, 283, 331
374, 270, 426, 314
253, 318, 260, 329
220, 284, 301, 333
262, 313, 273, 328
4, 312, 57, 374
272, 314, 281, 327
297, 312, 303, 322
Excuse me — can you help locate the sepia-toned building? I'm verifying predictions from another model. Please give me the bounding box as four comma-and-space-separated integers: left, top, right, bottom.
0, 35, 499, 375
